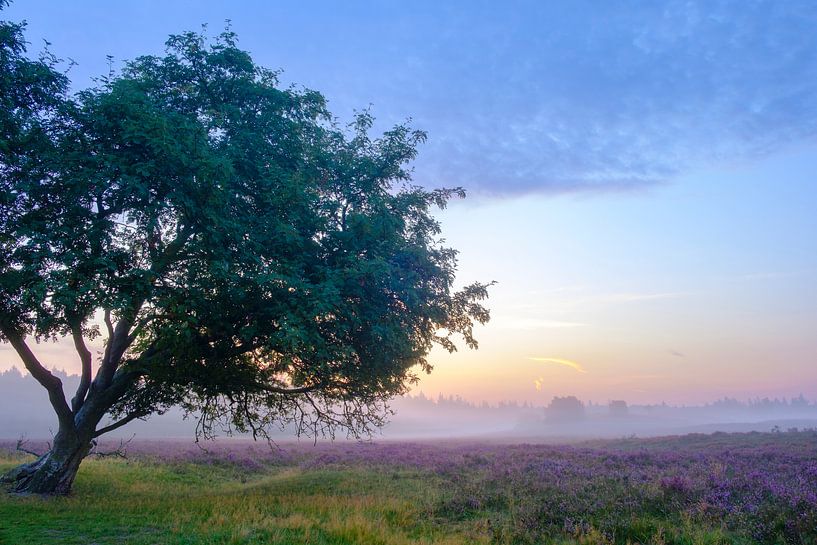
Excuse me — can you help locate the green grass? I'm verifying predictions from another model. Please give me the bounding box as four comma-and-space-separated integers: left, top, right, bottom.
0, 451, 749, 545
0, 453, 482, 545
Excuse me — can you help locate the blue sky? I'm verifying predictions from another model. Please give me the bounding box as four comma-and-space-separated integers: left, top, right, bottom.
2, 0, 816, 404
8, 0, 817, 195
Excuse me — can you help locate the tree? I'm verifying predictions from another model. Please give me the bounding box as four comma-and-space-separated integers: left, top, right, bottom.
545, 396, 585, 422
608, 399, 628, 418
0, 15, 491, 495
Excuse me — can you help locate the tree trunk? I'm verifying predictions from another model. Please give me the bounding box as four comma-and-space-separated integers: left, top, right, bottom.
1, 432, 92, 495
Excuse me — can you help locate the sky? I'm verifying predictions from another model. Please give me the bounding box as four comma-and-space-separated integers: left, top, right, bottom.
2, 0, 816, 405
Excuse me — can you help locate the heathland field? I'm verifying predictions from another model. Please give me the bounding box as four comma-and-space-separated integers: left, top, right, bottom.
2, 431, 816, 545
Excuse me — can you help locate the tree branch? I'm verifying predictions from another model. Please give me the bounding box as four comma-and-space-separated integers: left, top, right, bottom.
16, 437, 44, 457
94, 315, 135, 390
93, 225, 193, 392
70, 323, 93, 412
93, 413, 147, 438
103, 308, 114, 342
0, 326, 74, 430
263, 383, 322, 395
89, 435, 134, 458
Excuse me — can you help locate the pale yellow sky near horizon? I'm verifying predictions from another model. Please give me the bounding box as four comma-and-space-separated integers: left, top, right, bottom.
412, 147, 817, 405
2, 149, 816, 406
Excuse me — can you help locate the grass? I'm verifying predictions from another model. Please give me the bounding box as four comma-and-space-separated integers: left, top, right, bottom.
1, 434, 801, 545
0, 453, 482, 545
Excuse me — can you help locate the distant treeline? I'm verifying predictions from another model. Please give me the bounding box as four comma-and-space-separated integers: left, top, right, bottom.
2, 367, 816, 439
398, 388, 817, 413
3, 366, 815, 414
0, 367, 195, 438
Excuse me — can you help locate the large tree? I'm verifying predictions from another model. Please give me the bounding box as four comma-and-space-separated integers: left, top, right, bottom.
0, 15, 490, 495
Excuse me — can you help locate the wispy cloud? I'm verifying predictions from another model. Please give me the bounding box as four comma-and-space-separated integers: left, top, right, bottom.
494, 317, 586, 330
633, 374, 664, 380
739, 271, 811, 281
8, 2, 817, 196
393, 1, 817, 194
518, 290, 687, 314
594, 292, 686, 304
528, 357, 588, 374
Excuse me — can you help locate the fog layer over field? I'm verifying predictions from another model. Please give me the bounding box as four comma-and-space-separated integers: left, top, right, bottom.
2, 368, 816, 440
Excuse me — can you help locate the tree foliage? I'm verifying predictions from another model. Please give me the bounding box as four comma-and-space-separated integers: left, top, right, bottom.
0, 8, 490, 490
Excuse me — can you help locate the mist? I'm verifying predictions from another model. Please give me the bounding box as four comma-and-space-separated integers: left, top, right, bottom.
3, 368, 815, 442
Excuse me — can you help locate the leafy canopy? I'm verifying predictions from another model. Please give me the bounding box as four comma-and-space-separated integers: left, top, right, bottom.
0, 23, 490, 439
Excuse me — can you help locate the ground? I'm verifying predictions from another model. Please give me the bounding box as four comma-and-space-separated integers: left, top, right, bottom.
1, 431, 815, 545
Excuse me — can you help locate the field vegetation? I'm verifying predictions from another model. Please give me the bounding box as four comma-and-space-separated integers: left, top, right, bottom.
2, 431, 816, 545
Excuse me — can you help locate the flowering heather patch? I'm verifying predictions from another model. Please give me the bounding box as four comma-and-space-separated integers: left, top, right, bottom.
424, 433, 817, 544
273, 432, 817, 544
2, 431, 815, 544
